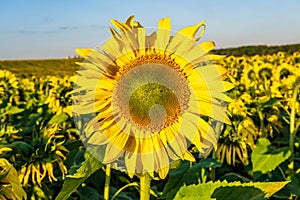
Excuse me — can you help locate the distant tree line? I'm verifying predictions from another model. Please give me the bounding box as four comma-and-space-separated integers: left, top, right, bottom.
212, 44, 300, 56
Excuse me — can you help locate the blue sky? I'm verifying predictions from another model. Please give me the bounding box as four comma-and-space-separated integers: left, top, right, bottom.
1, 0, 300, 60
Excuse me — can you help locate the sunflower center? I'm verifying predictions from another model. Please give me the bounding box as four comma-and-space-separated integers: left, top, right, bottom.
247, 70, 256, 80
258, 68, 272, 80
129, 83, 180, 132
280, 68, 291, 79
112, 61, 190, 134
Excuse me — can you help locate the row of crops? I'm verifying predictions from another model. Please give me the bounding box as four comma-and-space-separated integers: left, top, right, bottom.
0, 51, 299, 199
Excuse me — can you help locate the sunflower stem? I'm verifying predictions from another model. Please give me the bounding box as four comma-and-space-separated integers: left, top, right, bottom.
288, 84, 299, 179
104, 165, 111, 200
211, 150, 216, 181
140, 173, 151, 200
258, 111, 265, 137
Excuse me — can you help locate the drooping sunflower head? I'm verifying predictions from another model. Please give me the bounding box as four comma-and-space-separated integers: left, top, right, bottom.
2, 123, 69, 187
216, 117, 258, 166
73, 16, 233, 178
274, 63, 294, 81
258, 66, 273, 80
44, 76, 73, 116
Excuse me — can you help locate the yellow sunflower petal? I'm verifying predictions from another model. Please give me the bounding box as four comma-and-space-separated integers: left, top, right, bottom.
125, 15, 135, 27
75, 48, 93, 58
103, 143, 124, 163
183, 151, 196, 162
125, 152, 138, 175
155, 17, 171, 50
180, 114, 211, 152
178, 20, 205, 40
109, 27, 119, 36
137, 28, 146, 55
154, 149, 169, 179
110, 19, 132, 32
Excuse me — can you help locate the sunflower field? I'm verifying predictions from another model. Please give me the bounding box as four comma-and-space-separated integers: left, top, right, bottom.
0, 50, 300, 199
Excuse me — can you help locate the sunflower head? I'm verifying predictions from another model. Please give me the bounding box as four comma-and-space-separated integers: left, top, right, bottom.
279, 68, 291, 80
73, 16, 233, 178
0, 70, 19, 106
247, 69, 256, 81
258, 67, 272, 80
44, 77, 73, 116
217, 117, 258, 166
2, 123, 69, 187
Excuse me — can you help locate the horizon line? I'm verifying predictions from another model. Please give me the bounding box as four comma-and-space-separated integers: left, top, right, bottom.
1, 43, 299, 61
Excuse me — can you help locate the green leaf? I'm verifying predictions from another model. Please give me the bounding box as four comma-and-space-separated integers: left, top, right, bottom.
78, 186, 101, 200
48, 113, 69, 124
259, 97, 281, 109
173, 180, 289, 200
220, 172, 252, 182
162, 159, 221, 200
251, 138, 291, 174
3, 106, 24, 115
198, 158, 222, 168
55, 152, 103, 200
287, 174, 300, 196
169, 160, 182, 169
0, 189, 6, 195
161, 162, 192, 200
253, 181, 289, 198
174, 184, 213, 200
8, 141, 31, 156
212, 186, 264, 200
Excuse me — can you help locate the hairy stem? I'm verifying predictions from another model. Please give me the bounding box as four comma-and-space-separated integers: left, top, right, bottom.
258, 111, 265, 138
140, 173, 152, 200
104, 165, 111, 200
288, 84, 300, 179
211, 150, 216, 181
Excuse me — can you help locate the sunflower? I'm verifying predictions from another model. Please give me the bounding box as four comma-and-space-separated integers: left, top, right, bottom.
0, 123, 69, 187
0, 70, 18, 90
73, 16, 233, 178
0, 70, 19, 106
0, 124, 21, 143
216, 142, 249, 166
240, 63, 257, 90
17, 124, 69, 186
44, 76, 73, 116
216, 117, 258, 166
257, 63, 273, 81
227, 97, 249, 118
18, 160, 67, 187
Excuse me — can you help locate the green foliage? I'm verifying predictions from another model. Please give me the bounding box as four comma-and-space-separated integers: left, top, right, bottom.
2, 106, 24, 115
0, 58, 82, 77
212, 186, 265, 200
55, 152, 103, 200
0, 48, 299, 199
213, 44, 300, 56
0, 44, 299, 77
48, 113, 69, 125
252, 138, 291, 174
162, 159, 222, 200
288, 174, 300, 196
173, 180, 289, 200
